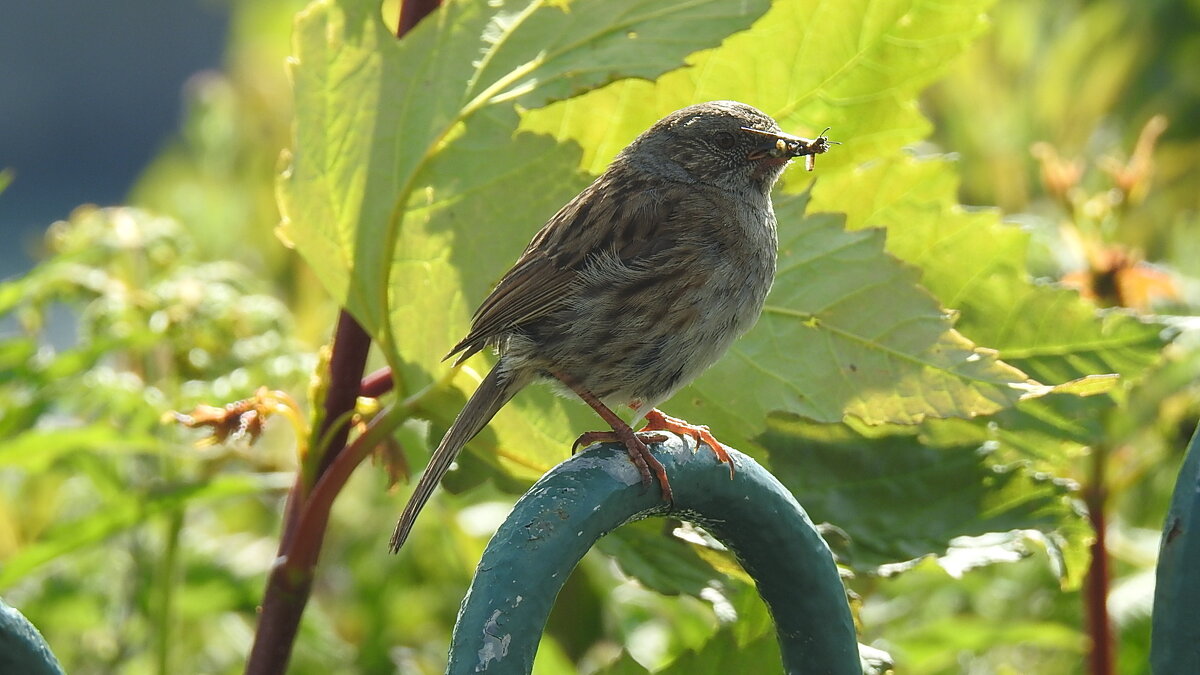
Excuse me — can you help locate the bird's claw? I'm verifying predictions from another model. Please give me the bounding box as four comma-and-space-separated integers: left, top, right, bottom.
571, 430, 669, 454
569, 428, 673, 501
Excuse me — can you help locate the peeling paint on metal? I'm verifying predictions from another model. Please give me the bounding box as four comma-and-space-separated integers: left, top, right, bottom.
476, 609, 511, 670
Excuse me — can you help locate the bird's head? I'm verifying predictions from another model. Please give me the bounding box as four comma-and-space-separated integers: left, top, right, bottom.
623, 101, 831, 194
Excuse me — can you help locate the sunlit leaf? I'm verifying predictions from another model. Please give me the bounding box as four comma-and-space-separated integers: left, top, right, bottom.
814, 157, 1167, 386
894, 613, 1085, 673
521, 0, 995, 175
278, 0, 771, 339
817, 155, 1169, 467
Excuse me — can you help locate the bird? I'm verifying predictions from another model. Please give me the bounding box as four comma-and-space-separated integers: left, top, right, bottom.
389, 100, 833, 553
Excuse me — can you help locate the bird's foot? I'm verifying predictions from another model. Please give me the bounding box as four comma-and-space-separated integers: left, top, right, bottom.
641, 409, 735, 479
571, 428, 673, 503
550, 370, 673, 503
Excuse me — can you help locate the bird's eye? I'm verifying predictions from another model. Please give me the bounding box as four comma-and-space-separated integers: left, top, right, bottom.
713, 131, 736, 149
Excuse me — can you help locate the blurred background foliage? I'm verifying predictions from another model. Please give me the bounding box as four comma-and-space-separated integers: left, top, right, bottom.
0, 0, 1198, 673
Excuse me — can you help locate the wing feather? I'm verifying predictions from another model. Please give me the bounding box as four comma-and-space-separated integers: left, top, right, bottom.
446, 170, 680, 363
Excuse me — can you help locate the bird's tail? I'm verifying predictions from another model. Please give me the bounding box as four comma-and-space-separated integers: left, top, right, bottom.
389, 363, 521, 553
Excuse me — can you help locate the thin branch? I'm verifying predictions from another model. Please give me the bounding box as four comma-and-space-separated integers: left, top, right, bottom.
1084, 447, 1114, 675
360, 366, 395, 398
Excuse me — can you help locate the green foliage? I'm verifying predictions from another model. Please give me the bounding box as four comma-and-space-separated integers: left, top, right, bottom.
3, 0, 1198, 673
519, 0, 995, 173
863, 0, 1200, 669
600, 629, 782, 675
761, 419, 1085, 574
0, 206, 312, 672
675, 195, 1029, 443
0, 207, 308, 400
275, 0, 1195, 670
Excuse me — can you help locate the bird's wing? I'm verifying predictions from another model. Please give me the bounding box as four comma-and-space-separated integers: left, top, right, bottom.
445, 256, 574, 363
446, 175, 678, 363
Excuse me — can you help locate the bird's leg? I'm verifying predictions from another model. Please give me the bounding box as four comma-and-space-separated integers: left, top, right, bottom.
551, 371, 673, 503
640, 409, 735, 479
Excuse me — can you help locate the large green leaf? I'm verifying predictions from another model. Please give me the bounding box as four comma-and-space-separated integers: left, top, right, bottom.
817, 155, 1168, 464
512, 0, 1154, 448
661, 193, 1032, 456
815, 156, 1166, 387
385, 106, 598, 478
278, 0, 771, 342
508, 0, 1044, 440
428, 0, 1029, 471
521, 0, 996, 175
760, 419, 1087, 576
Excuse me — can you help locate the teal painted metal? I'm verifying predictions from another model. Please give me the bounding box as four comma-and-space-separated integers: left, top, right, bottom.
0, 598, 66, 675
1152, 422, 1200, 673
447, 435, 860, 674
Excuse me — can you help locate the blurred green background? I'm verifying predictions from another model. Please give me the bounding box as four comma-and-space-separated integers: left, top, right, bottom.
2, 0, 1199, 673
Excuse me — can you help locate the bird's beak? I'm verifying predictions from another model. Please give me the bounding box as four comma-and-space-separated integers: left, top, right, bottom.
743, 127, 837, 171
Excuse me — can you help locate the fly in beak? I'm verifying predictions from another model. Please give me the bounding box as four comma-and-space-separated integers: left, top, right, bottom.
743, 126, 838, 171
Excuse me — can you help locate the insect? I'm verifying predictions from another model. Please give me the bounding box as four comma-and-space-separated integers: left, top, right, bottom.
741, 126, 839, 171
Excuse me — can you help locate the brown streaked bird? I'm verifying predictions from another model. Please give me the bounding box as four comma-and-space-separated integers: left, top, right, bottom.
389, 100, 833, 553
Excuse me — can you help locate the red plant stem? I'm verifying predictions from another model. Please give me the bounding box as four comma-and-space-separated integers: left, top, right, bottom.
273, 313, 374, 552
1084, 447, 1114, 675
244, 530, 317, 675
274, 312, 372, 554
360, 366, 395, 398
246, 312, 369, 675
398, 0, 440, 36
244, 0, 441, 672
248, 408, 398, 675
289, 410, 396, 569
313, 312, 374, 477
